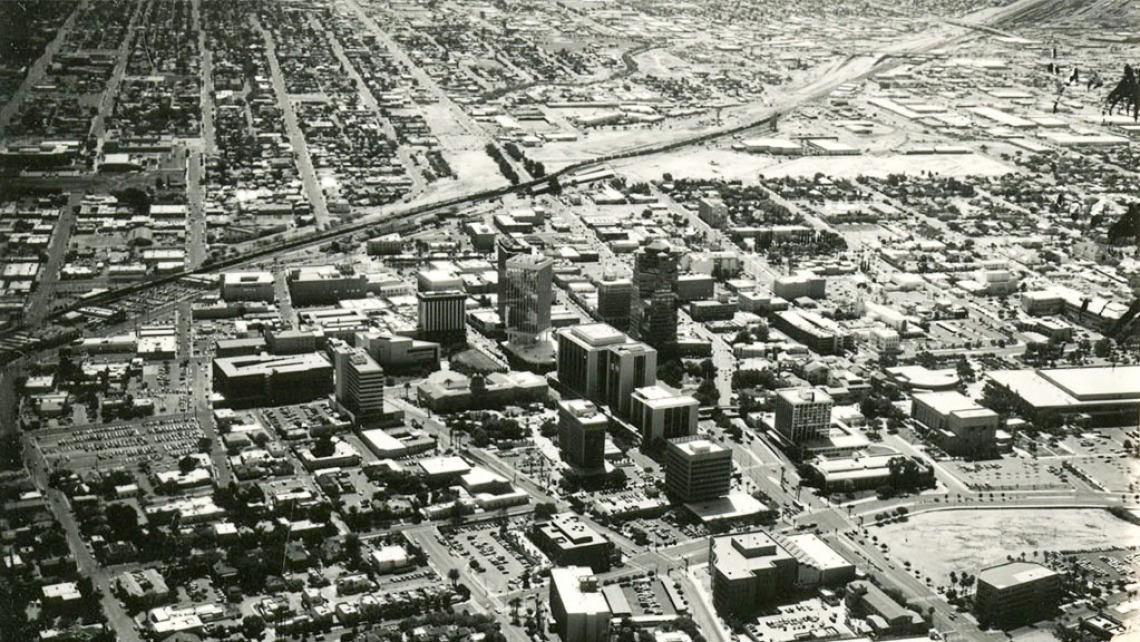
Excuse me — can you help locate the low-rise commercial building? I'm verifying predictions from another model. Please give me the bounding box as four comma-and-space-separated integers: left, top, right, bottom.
912, 391, 998, 457
782, 534, 856, 588
987, 365, 1140, 427
531, 513, 613, 573
845, 580, 926, 636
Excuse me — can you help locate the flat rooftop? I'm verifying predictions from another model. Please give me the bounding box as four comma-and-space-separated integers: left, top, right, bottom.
214, 352, 330, 377
670, 438, 728, 457
1039, 366, 1140, 401
538, 512, 608, 549
776, 387, 833, 405
913, 390, 983, 415
989, 366, 1140, 410
711, 531, 794, 580
784, 534, 853, 571
685, 492, 768, 523
569, 322, 627, 346
978, 562, 1058, 590
551, 567, 610, 616
634, 385, 698, 409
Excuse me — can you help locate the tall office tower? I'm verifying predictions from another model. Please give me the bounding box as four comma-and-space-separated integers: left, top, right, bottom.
556, 323, 657, 418
557, 323, 629, 401
631, 240, 682, 348
774, 388, 833, 444
665, 436, 732, 502
601, 340, 657, 417
596, 278, 633, 331
497, 236, 531, 318
330, 340, 385, 423
502, 253, 554, 343
558, 399, 608, 471
416, 290, 467, 342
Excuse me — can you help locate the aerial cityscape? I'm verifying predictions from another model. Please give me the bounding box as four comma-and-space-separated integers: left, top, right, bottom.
1, 0, 1139, 641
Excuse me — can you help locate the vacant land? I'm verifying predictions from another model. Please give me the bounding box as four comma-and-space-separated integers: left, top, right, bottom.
876, 508, 1140, 585
759, 153, 1014, 179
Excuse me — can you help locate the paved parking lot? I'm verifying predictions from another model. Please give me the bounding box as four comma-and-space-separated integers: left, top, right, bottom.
37, 415, 205, 471
437, 519, 546, 595
946, 458, 1071, 492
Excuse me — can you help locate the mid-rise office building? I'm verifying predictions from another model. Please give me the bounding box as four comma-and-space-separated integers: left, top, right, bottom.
355, 330, 440, 372
697, 197, 728, 227
602, 341, 657, 417
912, 391, 998, 457
287, 265, 366, 305
550, 567, 611, 642
221, 271, 275, 302
265, 329, 324, 355
677, 274, 716, 303
871, 327, 901, 353
774, 388, 833, 445
531, 512, 613, 572
975, 562, 1061, 628
559, 399, 608, 471
330, 341, 385, 423
631, 240, 682, 348
212, 353, 333, 407
596, 278, 633, 331
630, 385, 698, 443
501, 253, 554, 343
771, 310, 849, 355
772, 274, 826, 300
665, 437, 732, 502
417, 290, 466, 341
556, 323, 656, 418
709, 532, 797, 616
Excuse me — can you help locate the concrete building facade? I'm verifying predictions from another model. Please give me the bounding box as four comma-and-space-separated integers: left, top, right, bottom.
417, 290, 466, 341
630, 385, 699, 443
665, 437, 732, 502
558, 399, 608, 471
975, 562, 1061, 628
774, 388, 833, 445
550, 567, 610, 642
709, 532, 797, 616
